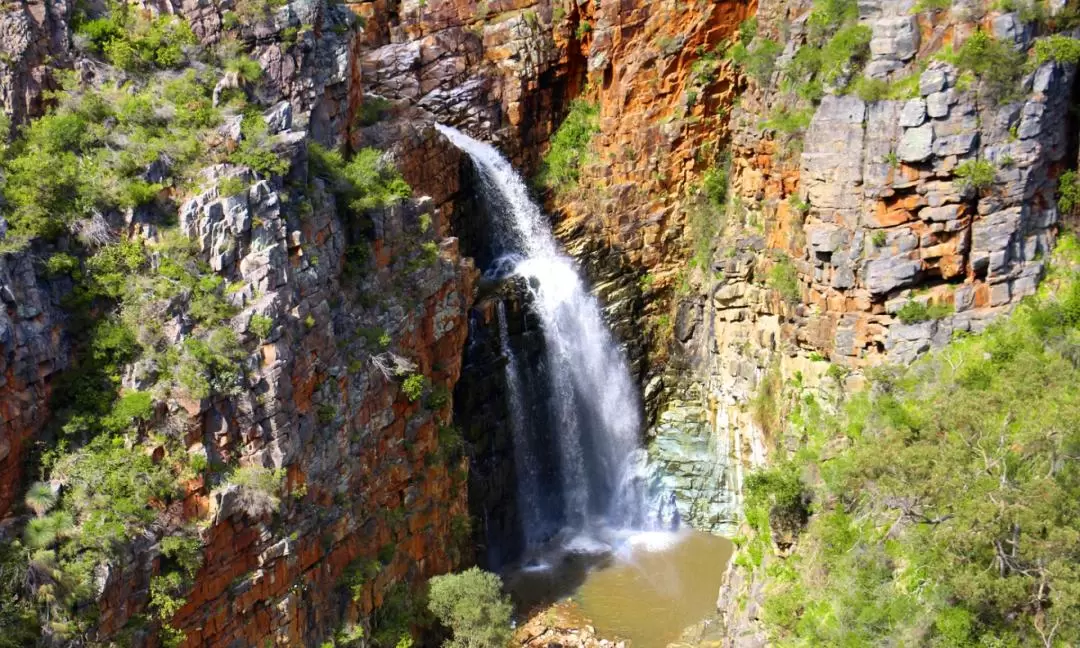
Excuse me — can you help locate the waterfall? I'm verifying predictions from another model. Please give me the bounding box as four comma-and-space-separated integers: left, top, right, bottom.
496, 300, 545, 546
438, 124, 649, 544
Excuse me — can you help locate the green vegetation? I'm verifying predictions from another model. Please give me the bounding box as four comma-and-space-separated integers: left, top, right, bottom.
729, 38, 782, 86
402, 374, 426, 402
309, 143, 412, 215
768, 255, 801, 303
871, 230, 887, 247
946, 30, 1027, 102
1059, 169, 1080, 216
249, 314, 275, 340
223, 465, 285, 518
538, 99, 599, 194
78, 5, 197, 73
1033, 34, 1080, 65
688, 154, 730, 270
912, 0, 951, 11
749, 239, 1080, 646
778, 0, 871, 100
895, 299, 954, 324
427, 568, 513, 648
954, 158, 997, 191
357, 95, 393, 126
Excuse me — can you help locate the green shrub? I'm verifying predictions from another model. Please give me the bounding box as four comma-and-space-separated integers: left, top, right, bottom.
762, 107, 814, 134
427, 568, 513, 648
768, 255, 801, 303
310, 143, 412, 214
79, 8, 196, 72
249, 314, 274, 340
1032, 34, 1080, 66
402, 374, 426, 402
872, 230, 887, 247
737, 17, 758, 47
229, 112, 289, 177
754, 239, 1080, 645
948, 30, 1026, 102
44, 253, 80, 278
912, 0, 951, 11
1059, 169, 1080, 215
538, 99, 599, 194
896, 299, 954, 324
160, 535, 204, 578
225, 465, 285, 518
806, 0, 859, 44
730, 38, 782, 85
954, 159, 996, 191
356, 95, 392, 126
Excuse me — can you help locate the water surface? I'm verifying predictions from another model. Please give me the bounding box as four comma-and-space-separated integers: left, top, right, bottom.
574, 530, 733, 647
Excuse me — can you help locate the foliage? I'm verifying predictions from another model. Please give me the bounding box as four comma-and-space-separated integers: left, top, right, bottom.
249, 314, 275, 340
538, 99, 599, 194
402, 374, 426, 402
229, 112, 288, 177
427, 568, 513, 648
761, 107, 813, 135
729, 38, 782, 86
1059, 169, 1080, 216
768, 255, 801, 303
1033, 35, 1080, 66
371, 583, 422, 648
954, 159, 997, 191
912, 0, 952, 11
309, 143, 412, 214
78, 5, 196, 72
948, 30, 1027, 102
689, 154, 730, 269
357, 95, 393, 126
755, 241, 1080, 646
224, 465, 285, 518
0, 67, 220, 243
896, 299, 954, 324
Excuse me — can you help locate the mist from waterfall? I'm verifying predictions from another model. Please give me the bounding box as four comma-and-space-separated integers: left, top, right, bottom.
437, 124, 652, 547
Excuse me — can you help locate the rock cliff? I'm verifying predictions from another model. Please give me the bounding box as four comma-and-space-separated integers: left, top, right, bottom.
0, 0, 1077, 645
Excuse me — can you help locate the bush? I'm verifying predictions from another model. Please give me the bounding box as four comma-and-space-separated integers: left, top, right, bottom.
309, 143, 412, 214
754, 240, 1080, 645
538, 99, 598, 194
225, 465, 285, 518
1059, 169, 1080, 216
249, 314, 274, 340
427, 568, 513, 648
949, 30, 1026, 102
356, 95, 392, 126
730, 38, 782, 85
79, 9, 196, 72
768, 255, 801, 303
896, 299, 954, 324
1033, 35, 1080, 66
402, 374, 426, 402
954, 159, 996, 191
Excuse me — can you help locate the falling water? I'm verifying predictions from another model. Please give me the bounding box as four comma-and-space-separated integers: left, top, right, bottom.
437, 124, 648, 541
496, 300, 545, 546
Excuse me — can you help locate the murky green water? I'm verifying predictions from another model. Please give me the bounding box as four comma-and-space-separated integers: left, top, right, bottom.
571, 531, 733, 647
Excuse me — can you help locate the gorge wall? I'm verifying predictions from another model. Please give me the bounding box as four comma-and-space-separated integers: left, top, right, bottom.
1, 0, 1078, 645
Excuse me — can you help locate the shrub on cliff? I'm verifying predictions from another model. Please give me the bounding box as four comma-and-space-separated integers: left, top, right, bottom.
427, 568, 513, 648
749, 238, 1080, 646
537, 98, 598, 194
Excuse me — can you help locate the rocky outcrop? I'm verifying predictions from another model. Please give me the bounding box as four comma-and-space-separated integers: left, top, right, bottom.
0, 0, 72, 126
0, 248, 68, 518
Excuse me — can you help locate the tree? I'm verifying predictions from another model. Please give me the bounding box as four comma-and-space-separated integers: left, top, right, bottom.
427, 568, 512, 648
